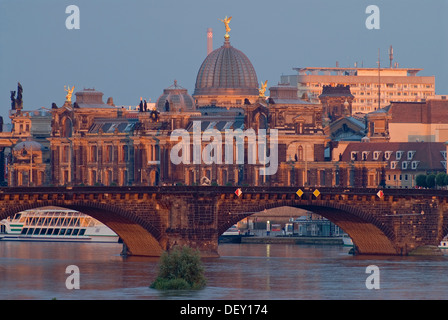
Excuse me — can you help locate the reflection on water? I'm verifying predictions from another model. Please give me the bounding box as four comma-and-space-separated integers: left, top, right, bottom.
1, 241, 448, 300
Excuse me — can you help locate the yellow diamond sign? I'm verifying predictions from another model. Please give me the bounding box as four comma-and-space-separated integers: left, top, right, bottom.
296, 189, 303, 197
313, 189, 320, 198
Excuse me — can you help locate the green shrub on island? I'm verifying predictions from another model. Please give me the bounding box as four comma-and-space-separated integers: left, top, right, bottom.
150, 246, 206, 290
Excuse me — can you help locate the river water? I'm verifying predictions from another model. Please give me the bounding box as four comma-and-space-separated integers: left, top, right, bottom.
1, 241, 448, 300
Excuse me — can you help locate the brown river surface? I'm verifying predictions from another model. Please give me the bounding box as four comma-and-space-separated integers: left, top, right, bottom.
1, 241, 448, 300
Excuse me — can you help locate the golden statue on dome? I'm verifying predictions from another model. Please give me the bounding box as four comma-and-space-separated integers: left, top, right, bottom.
259, 80, 268, 98
219, 16, 232, 38
64, 85, 75, 102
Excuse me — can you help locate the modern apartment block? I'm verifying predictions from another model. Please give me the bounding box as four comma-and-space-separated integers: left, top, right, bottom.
281, 67, 435, 113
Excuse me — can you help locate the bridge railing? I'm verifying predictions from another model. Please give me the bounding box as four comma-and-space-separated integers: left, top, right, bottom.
0, 185, 447, 197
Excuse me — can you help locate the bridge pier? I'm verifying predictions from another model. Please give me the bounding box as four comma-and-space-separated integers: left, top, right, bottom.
408, 245, 443, 256
120, 242, 128, 256
164, 230, 220, 258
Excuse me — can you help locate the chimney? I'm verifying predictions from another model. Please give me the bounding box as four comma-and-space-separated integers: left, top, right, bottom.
389, 45, 393, 68
207, 28, 213, 55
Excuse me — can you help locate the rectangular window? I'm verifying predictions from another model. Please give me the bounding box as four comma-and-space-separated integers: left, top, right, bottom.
391, 161, 398, 169
91, 146, 97, 162
106, 145, 113, 162
407, 151, 416, 160
362, 151, 370, 160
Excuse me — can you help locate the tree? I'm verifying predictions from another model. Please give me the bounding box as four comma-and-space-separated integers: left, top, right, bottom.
416, 174, 427, 188
150, 246, 206, 290
444, 174, 448, 187
426, 174, 436, 189
436, 172, 447, 189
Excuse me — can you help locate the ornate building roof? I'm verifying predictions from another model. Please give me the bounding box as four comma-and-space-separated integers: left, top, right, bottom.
13, 140, 43, 152
319, 84, 354, 98
193, 38, 259, 98
155, 80, 196, 112
74, 88, 116, 108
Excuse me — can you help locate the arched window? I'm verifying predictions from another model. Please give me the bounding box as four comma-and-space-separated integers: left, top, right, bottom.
62, 118, 73, 137
257, 113, 267, 130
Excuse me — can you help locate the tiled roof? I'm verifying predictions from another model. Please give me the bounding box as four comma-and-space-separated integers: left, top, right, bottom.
387, 100, 448, 124
340, 142, 446, 171
185, 120, 244, 132
88, 119, 138, 134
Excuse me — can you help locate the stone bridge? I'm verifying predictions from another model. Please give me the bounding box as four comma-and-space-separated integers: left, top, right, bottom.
0, 186, 448, 257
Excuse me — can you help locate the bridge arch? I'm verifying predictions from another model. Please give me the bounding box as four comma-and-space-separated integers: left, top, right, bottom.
219, 200, 398, 255
0, 201, 163, 257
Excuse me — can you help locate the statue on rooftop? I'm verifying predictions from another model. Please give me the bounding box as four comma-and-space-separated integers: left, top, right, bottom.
219, 16, 232, 38
64, 85, 75, 102
17, 82, 23, 104
259, 80, 268, 98
10, 91, 16, 110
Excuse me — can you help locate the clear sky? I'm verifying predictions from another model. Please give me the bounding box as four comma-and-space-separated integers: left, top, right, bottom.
0, 0, 447, 122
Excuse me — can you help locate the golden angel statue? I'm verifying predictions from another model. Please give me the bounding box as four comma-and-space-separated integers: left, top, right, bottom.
259, 80, 268, 98
219, 16, 232, 36
64, 85, 75, 102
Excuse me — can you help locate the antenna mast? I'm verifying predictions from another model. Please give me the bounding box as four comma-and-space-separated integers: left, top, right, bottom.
377, 48, 381, 110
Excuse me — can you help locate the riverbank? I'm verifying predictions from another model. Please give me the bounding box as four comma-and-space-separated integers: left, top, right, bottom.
219, 235, 344, 245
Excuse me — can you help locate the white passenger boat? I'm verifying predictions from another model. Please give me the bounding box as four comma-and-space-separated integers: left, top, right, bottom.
342, 234, 354, 246
222, 225, 240, 236
438, 238, 448, 249
0, 207, 119, 243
